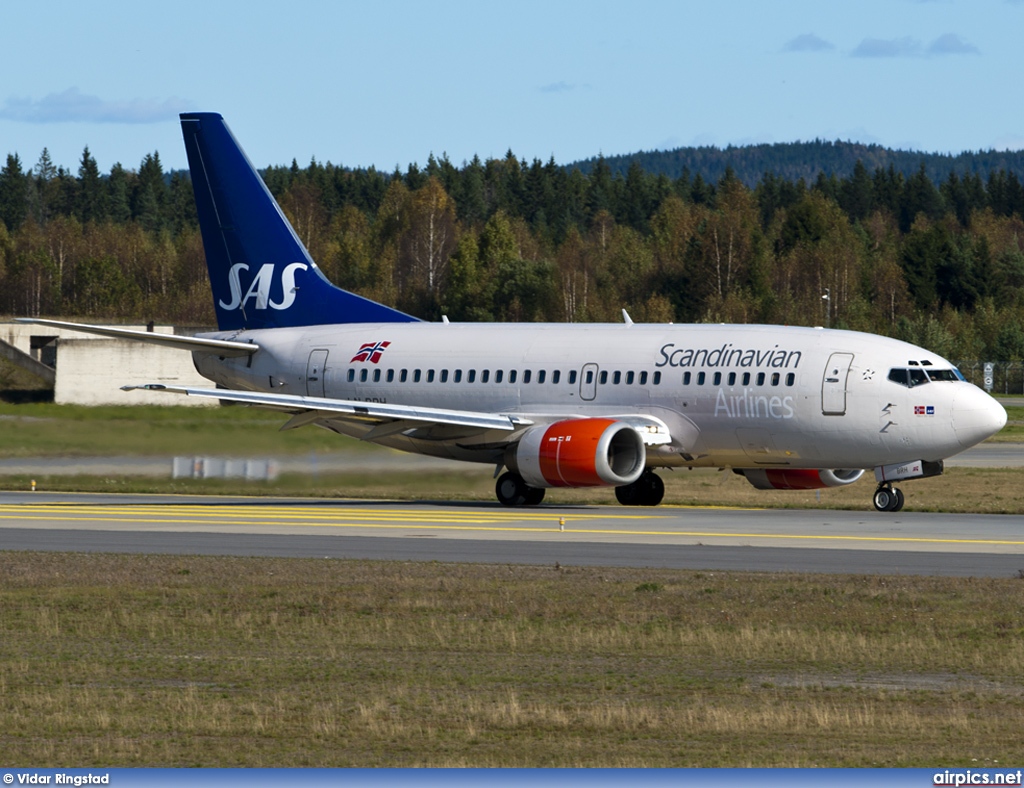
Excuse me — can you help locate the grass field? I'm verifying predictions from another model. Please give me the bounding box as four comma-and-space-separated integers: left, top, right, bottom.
1, 554, 1023, 767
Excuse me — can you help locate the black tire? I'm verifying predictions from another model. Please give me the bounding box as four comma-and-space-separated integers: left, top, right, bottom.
523, 486, 546, 506
891, 487, 905, 512
873, 487, 895, 512
642, 472, 665, 506
615, 480, 643, 506
496, 472, 527, 507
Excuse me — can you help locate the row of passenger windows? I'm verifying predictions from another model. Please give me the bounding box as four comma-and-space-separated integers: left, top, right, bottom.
345, 368, 665, 385
683, 370, 796, 387
343, 367, 795, 387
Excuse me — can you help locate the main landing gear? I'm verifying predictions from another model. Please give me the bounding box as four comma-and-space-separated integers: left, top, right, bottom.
873, 483, 905, 513
495, 472, 546, 507
615, 470, 665, 507
494, 470, 666, 507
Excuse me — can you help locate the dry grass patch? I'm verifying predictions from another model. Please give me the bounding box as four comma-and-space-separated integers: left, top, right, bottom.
2, 553, 1023, 766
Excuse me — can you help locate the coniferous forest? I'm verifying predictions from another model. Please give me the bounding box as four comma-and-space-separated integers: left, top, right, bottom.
3, 142, 1024, 364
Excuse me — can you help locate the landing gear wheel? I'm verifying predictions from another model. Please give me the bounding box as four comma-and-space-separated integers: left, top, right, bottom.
523, 486, 546, 506
496, 472, 528, 507
616, 471, 665, 507
872, 485, 904, 512
641, 472, 665, 506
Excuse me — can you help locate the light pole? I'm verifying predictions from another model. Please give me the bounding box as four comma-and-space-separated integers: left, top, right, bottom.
822, 288, 830, 328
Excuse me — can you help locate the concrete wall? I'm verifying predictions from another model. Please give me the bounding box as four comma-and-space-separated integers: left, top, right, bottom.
1, 322, 215, 406
53, 338, 214, 406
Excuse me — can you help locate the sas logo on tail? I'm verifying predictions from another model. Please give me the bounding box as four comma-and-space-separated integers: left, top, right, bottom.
219, 262, 307, 311
351, 341, 391, 363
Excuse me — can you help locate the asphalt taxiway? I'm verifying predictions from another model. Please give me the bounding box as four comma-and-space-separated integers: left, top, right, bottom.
2, 491, 1023, 577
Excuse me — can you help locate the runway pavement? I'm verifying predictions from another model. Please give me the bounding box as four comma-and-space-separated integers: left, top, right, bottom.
2, 491, 1023, 577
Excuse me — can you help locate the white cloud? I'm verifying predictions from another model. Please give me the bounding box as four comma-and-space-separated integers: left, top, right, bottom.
927, 33, 980, 55
783, 33, 835, 53
0, 88, 192, 124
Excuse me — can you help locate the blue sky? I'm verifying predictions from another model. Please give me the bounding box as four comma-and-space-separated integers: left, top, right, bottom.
2, 0, 1023, 176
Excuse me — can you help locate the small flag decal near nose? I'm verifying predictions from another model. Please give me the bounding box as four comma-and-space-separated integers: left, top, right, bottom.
351, 341, 391, 363
914, 405, 935, 416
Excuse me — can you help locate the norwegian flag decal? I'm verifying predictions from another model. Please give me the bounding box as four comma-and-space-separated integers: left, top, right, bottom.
350, 341, 391, 363
914, 405, 935, 416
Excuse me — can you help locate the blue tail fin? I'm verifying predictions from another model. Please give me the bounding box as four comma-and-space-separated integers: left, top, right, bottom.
180, 112, 419, 330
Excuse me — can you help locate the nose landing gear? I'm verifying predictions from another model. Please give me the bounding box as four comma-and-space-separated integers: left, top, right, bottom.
873, 483, 905, 512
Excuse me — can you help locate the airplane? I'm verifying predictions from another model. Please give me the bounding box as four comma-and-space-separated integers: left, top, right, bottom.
19, 112, 1008, 512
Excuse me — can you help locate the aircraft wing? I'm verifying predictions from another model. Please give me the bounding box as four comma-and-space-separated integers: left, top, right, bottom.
122, 384, 531, 435
15, 318, 258, 357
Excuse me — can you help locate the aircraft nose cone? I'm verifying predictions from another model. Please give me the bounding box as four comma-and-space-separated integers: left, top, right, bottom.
953, 389, 1007, 448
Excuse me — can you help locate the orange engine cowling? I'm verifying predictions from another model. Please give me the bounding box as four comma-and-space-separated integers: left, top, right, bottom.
740, 468, 865, 490
507, 418, 646, 489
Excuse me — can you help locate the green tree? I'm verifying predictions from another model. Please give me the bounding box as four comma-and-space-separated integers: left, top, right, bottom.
77, 146, 106, 223
0, 153, 28, 231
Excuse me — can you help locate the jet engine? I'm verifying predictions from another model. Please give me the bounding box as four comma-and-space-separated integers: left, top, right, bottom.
506, 418, 646, 488
739, 468, 865, 490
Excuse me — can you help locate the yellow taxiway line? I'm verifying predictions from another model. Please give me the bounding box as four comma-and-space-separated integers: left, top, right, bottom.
1, 503, 1024, 547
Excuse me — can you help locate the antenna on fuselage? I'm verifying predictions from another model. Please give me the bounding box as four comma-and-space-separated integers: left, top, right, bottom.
622, 309, 634, 326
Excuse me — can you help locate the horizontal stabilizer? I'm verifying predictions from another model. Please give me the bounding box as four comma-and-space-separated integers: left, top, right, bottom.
15, 318, 259, 357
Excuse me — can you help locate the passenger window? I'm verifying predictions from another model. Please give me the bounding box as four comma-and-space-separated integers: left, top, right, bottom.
468, 370, 476, 383
568, 370, 577, 385
523, 370, 531, 384
386, 369, 394, 383
454, 369, 462, 383
440, 370, 449, 383
373, 369, 381, 382
481, 370, 489, 383
683, 371, 691, 385
728, 372, 736, 386
639, 371, 648, 385
697, 371, 706, 385
414, 369, 422, 383
786, 373, 795, 386
626, 371, 634, 385
552, 370, 560, 384
585, 370, 593, 384
495, 370, 503, 383
613, 371, 621, 385
360, 369, 368, 382
538, 370, 546, 384
756, 372, 765, 386
347, 369, 355, 383
653, 371, 661, 385
427, 370, 435, 383
771, 372, 780, 386
742, 372, 750, 386
599, 371, 608, 385
713, 372, 722, 385
509, 370, 517, 384
400, 369, 408, 383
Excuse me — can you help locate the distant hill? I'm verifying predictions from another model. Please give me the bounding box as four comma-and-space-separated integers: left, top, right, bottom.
570, 140, 1024, 186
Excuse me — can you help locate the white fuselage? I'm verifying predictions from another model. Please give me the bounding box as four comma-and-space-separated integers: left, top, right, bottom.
192, 322, 1005, 471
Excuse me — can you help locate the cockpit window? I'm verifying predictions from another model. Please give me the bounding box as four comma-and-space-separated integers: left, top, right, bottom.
888, 367, 930, 387
926, 368, 964, 382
